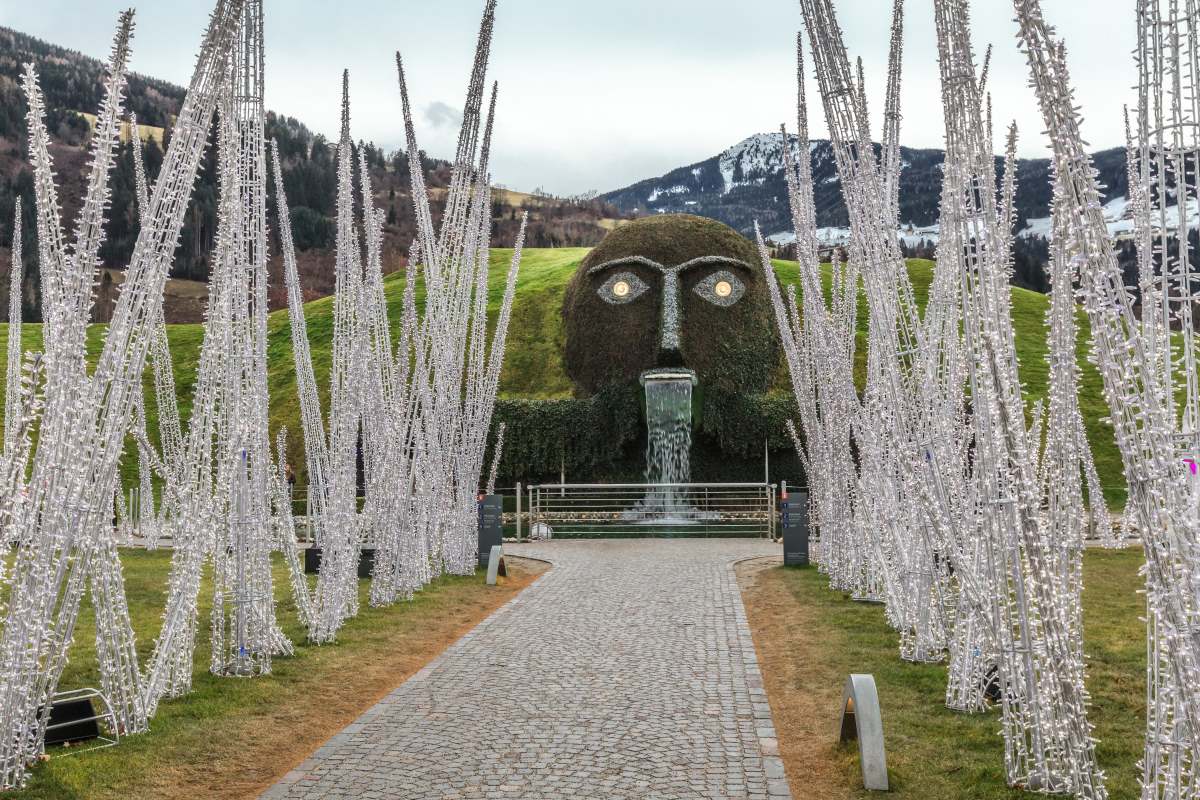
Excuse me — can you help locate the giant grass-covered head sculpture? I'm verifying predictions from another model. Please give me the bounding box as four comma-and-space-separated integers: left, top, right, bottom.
562, 214, 778, 396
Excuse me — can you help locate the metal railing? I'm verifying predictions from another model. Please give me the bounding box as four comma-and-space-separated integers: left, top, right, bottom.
527, 483, 776, 539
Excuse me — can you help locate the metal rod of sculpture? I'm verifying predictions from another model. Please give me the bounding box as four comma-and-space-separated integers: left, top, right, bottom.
0, 202, 35, 557
486, 422, 506, 496
272, 142, 327, 626
3, 199, 23, 464
0, 1, 246, 786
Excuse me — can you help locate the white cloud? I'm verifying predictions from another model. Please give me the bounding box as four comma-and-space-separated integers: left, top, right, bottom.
423, 101, 463, 130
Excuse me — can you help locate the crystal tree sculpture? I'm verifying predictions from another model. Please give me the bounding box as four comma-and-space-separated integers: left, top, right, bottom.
776, 0, 1107, 791
269, 0, 524, 637
391, 0, 525, 582
929, 1, 1105, 792
1014, 0, 1200, 795
207, 0, 287, 676
0, 1, 247, 786
374, 6, 525, 591
307, 71, 369, 643
135, 0, 286, 690
759, 35, 865, 599
795, 0, 956, 665
0, 0, 525, 782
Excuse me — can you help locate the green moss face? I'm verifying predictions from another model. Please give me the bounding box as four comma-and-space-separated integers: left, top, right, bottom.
562, 214, 779, 396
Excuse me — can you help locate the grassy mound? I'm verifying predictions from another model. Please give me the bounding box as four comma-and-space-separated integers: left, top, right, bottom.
0, 248, 1126, 506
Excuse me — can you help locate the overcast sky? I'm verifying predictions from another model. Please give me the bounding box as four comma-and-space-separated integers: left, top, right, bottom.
1, 0, 1136, 196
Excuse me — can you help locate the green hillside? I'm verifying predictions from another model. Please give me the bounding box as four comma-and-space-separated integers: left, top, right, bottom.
0, 249, 1126, 506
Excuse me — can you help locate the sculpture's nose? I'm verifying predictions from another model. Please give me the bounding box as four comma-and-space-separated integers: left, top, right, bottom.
657, 269, 684, 366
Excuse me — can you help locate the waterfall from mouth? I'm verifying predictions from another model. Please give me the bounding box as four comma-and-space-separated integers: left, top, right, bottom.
640, 374, 693, 516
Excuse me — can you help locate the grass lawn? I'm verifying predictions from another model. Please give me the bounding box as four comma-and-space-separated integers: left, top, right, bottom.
738, 548, 1146, 799
14, 550, 547, 800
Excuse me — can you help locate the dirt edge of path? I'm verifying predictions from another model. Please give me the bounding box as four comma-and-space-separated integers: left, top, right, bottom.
736, 556, 856, 800
205, 557, 549, 800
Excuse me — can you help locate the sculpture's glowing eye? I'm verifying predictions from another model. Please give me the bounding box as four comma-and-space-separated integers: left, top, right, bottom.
694, 270, 745, 307
599, 272, 649, 304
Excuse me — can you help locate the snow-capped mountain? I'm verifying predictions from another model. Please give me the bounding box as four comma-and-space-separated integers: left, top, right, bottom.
601, 132, 1129, 245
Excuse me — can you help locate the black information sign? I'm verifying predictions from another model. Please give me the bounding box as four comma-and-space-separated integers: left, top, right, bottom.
478, 494, 503, 568
303, 546, 376, 578
781, 490, 810, 566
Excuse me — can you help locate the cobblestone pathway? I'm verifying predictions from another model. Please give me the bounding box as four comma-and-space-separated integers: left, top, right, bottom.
262, 539, 791, 799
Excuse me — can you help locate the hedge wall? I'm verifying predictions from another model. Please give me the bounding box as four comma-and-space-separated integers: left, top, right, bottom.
488, 387, 807, 487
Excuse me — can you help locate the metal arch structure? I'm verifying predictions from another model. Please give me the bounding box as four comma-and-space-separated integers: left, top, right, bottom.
838, 674, 889, 792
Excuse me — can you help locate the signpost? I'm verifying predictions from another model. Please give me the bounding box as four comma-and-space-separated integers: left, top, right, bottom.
478, 494, 503, 569
780, 489, 810, 566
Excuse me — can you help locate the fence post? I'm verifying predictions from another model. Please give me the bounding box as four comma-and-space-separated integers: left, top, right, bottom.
529, 485, 536, 539
778, 482, 788, 541
515, 482, 523, 543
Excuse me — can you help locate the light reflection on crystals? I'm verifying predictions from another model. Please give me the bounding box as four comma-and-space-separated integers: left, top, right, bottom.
692, 270, 745, 307
598, 272, 649, 305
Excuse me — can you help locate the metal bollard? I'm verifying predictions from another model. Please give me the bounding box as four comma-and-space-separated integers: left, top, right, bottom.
839, 674, 888, 790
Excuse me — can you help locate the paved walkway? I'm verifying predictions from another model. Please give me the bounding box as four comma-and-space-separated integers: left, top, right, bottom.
263, 539, 791, 799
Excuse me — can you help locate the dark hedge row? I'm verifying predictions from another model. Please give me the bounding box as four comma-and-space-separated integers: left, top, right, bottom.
487, 388, 806, 487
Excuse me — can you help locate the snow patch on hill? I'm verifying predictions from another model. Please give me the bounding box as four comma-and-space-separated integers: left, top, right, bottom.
1016, 195, 1200, 241
647, 184, 691, 204
717, 132, 811, 195
767, 223, 941, 249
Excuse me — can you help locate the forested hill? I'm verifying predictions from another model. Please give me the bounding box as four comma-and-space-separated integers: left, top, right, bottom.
602, 132, 1129, 236
0, 25, 629, 324
601, 133, 1132, 293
